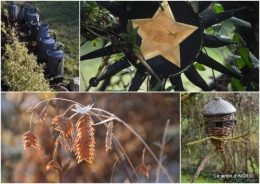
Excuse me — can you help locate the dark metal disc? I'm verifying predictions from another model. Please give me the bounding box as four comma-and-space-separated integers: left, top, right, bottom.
122, 1, 203, 77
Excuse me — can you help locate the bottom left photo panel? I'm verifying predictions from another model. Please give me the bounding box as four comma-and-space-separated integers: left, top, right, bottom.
1, 93, 180, 183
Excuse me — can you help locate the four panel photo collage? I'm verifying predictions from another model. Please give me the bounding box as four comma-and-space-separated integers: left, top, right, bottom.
1, 1, 259, 183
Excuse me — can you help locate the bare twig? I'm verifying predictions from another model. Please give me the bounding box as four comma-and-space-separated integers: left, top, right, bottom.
155, 119, 170, 183
110, 154, 124, 183
85, 55, 111, 91
134, 53, 161, 83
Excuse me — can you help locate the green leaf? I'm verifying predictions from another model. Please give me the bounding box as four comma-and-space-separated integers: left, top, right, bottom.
206, 27, 213, 33
232, 33, 247, 46
151, 81, 163, 91
194, 62, 206, 71
225, 64, 242, 77
81, 2, 90, 8
165, 85, 175, 91
211, 24, 222, 32
231, 78, 246, 91
233, 55, 246, 69
92, 39, 99, 47
213, 4, 224, 13
229, 17, 252, 28
119, 33, 129, 41
130, 27, 139, 44
132, 44, 142, 54
237, 48, 253, 68
215, 35, 233, 44
249, 52, 259, 66
115, 53, 124, 61
127, 21, 133, 34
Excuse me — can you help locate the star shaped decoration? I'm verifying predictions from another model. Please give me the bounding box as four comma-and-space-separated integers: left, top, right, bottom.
131, 1, 198, 67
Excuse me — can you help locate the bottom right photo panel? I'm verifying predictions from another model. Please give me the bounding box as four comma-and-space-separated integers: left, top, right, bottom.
181, 93, 259, 183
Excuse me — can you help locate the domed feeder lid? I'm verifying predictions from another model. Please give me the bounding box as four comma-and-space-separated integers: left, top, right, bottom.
202, 97, 236, 116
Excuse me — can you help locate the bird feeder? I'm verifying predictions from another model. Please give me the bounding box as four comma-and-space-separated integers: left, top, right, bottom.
191, 97, 237, 183
202, 97, 236, 138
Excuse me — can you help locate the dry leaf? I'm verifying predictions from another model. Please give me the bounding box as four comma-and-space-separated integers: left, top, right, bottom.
22, 131, 41, 150
46, 159, 62, 171
136, 164, 149, 178
52, 115, 74, 151
140, 164, 149, 178
74, 115, 95, 164
105, 121, 113, 154
135, 148, 149, 178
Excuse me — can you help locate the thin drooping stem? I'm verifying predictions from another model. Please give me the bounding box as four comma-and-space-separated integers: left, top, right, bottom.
63, 104, 78, 115
33, 98, 81, 109
112, 138, 135, 183
91, 108, 174, 183
155, 119, 170, 183
112, 134, 142, 182
29, 112, 34, 131
191, 148, 219, 183
53, 133, 62, 159
91, 111, 141, 182
110, 154, 123, 183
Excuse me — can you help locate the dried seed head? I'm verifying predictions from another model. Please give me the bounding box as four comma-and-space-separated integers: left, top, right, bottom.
140, 164, 149, 178
52, 115, 74, 152
22, 131, 41, 150
74, 115, 95, 164
46, 159, 62, 171
105, 121, 113, 154
35, 106, 48, 124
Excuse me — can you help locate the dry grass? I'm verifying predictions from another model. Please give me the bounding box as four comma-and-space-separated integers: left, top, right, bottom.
105, 121, 113, 154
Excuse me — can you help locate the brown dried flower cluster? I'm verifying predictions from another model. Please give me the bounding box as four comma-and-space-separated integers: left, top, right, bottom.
22, 131, 41, 150
52, 115, 74, 151
24, 103, 117, 172
74, 114, 95, 164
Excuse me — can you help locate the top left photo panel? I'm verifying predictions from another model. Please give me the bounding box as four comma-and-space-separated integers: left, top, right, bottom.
1, 1, 79, 92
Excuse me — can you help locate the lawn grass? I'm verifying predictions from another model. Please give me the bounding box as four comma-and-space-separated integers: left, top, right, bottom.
181, 174, 222, 183
12, 1, 79, 85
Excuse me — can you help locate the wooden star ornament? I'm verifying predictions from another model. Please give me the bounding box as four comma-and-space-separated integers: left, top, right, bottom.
131, 1, 198, 67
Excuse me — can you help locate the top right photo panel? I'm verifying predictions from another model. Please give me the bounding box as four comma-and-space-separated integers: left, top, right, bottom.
80, 1, 259, 92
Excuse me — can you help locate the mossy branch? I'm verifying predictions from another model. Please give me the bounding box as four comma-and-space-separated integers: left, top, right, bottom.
185, 126, 258, 146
